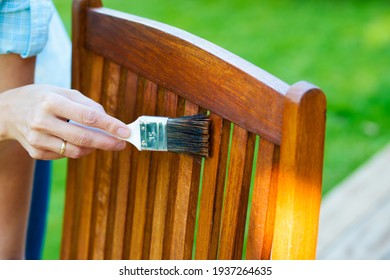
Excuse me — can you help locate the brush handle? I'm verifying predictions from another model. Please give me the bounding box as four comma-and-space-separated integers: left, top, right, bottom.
67, 119, 142, 150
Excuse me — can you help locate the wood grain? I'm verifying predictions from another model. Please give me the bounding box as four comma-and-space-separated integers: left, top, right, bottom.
194, 114, 223, 259
71, 0, 102, 92
121, 75, 147, 259
148, 89, 178, 259
162, 101, 201, 259
104, 69, 138, 259
128, 79, 158, 260
141, 86, 167, 259
61, 0, 103, 259
63, 0, 326, 261
246, 138, 280, 260
233, 132, 256, 259
85, 8, 288, 144
272, 82, 326, 259
73, 52, 104, 259
217, 125, 248, 259
88, 60, 121, 259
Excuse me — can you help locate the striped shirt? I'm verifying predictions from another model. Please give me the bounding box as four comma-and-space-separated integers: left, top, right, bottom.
0, 0, 53, 58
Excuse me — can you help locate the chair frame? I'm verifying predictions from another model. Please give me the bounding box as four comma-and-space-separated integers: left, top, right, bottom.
61, 0, 326, 260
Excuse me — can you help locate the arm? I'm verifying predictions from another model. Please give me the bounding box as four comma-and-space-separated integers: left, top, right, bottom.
0, 59, 131, 160
0, 54, 36, 259
0, 54, 131, 259
0, 0, 130, 259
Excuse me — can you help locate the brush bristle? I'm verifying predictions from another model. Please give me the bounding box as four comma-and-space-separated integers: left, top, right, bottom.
166, 114, 210, 157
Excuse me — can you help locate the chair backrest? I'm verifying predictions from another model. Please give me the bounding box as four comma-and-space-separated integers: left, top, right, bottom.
61, 0, 326, 260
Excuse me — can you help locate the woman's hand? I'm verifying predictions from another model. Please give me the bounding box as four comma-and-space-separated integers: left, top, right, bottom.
0, 84, 130, 160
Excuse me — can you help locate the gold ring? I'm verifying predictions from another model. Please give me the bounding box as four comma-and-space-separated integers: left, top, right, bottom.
59, 139, 66, 156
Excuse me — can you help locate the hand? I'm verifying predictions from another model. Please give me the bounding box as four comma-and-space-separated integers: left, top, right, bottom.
0, 84, 131, 160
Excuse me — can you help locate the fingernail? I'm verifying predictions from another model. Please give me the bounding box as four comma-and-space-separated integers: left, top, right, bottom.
117, 127, 130, 138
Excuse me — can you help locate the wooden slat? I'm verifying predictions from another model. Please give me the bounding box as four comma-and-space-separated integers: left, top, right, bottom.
162, 101, 200, 259
61, 51, 105, 259
85, 8, 288, 144
69, 155, 88, 259
183, 107, 207, 259
64, 0, 326, 262
233, 132, 257, 259
246, 138, 280, 260
71, 0, 102, 94
62, 1, 103, 259
104, 69, 138, 259
88, 60, 121, 259
207, 119, 232, 259
122, 76, 146, 260
217, 125, 249, 260
62, 147, 80, 258
161, 97, 186, 260
141, 86, 166, 259
272, 82, 326, 259
194, 114, 223, 259
72, 52, 105, 259
148, 89, 178, 259
128, 79, 158, 259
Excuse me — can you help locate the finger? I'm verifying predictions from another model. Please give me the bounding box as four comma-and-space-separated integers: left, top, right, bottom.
26, 131, 96, 158
32, 116, 127, 151
44, 96, 130, 139
20, 139, 67, 160
65, 89, 106, 113
30, 149, 62, 160
28, 148, 94, 160
46, 86, 106, 113
14, 138, 59, 160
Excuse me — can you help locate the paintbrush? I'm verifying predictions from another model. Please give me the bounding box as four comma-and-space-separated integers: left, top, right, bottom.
68, 114, 210, 157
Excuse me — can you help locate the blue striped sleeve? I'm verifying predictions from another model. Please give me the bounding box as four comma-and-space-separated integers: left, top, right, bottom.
0, 0, 53, 58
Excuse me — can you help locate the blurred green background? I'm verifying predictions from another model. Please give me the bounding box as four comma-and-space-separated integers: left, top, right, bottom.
43, 0, 390, 259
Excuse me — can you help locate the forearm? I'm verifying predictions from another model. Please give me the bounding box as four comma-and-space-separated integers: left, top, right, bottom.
0, 54, 36, 139
0, 53, 130, 259
0, 54, 36, 91
0, 140, 35, 259
0, 54, 36, 259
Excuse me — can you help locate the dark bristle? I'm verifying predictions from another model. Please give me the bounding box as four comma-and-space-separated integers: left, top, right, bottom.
166, 114, 210, 157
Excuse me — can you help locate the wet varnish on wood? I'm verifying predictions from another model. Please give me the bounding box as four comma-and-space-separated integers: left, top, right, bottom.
61, 0, 326, 260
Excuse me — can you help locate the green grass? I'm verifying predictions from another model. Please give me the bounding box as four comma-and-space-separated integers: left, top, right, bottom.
42, 158, 67, 259
43, 0, 390, 259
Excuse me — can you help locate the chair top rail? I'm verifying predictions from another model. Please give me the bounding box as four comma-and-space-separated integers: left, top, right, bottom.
85, 7, 290, 144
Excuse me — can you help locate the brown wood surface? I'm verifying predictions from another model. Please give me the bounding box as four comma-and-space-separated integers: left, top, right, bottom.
246, 139, 280, 260
217, 125, 248, 259
62, 0, 326, 260
194, 114, 224, 259
73, 52, 104, 259
139, 86, 165, 259
85, 8, 289, 144
128, 79, 157, 260
105, 69, 138, 259
272, 82, 326, 259
162, 101, 201, 259
61, 0, 103, 259
121, 76, 146, 259
195, 118, 232, 259
88, 59, 121, 259
147, 89, 178, 259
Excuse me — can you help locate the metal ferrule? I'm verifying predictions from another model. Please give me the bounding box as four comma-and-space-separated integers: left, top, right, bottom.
139, 116, 168, 151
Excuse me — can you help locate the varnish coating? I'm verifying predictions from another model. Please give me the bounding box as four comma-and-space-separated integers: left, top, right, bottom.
61, 0, 326, 260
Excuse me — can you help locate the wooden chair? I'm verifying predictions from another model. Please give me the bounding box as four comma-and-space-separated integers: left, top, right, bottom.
61, 0, 326, 260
